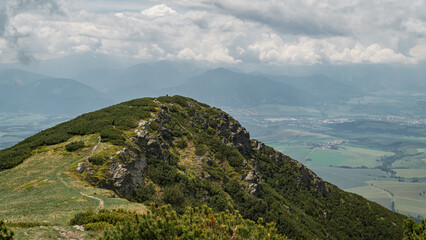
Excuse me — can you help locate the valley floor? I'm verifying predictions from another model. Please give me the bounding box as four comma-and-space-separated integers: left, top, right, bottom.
227, 103, 426, 221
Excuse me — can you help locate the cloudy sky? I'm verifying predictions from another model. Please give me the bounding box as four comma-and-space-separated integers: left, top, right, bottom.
1, 0, 426, 65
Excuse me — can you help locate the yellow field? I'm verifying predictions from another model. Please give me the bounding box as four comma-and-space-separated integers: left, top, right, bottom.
345, 185, 393, 210
345, 185, 391, 199
395, 197, 426, 218
395, 169, 426, 178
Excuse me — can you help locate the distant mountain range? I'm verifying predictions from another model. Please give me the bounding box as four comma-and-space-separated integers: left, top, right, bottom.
167, 68, 314, 107
3, 59, 426, 115
0, 69, 112, 114
75, 61, 203, 101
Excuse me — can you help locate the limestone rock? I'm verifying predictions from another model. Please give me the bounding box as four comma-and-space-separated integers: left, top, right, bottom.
76, 162, 89, 173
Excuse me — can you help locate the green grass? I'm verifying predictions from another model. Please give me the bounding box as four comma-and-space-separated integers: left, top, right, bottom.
11, 225, 99, 240
0, 135, 145, 226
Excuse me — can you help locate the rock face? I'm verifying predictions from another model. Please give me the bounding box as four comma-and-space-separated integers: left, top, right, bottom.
217, 112, 252, 155
98, 105, 175, 196
107, 147, 147, 196
298, 164, 329, 195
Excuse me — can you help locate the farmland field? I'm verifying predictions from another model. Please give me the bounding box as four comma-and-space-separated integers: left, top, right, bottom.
347, 181, 426, 219
345, 185, 393, 210
395, 169, 426, 178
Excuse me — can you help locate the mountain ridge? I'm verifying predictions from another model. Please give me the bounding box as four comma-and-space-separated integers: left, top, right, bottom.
0, 69, 113, 114
0, 96, 406, 239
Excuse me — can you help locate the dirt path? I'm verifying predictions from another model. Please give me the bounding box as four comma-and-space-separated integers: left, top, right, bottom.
80, 192, 104, 209
57, 136, 104, 210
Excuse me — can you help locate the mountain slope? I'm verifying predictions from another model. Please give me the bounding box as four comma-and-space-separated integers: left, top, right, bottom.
75, 61, 201, 101
0, 69, 113, 114
168, 68, 315, 107
0, 96, 405, 239
267, 74, 363, 103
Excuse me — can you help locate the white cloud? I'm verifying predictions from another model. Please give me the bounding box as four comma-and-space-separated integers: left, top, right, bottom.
248, 34, 412, 65
248, 35, 321, 65
409, 43, 426, 61
141, 4, 176, 17
329, 43, 411, 64
0, 0, 424, 65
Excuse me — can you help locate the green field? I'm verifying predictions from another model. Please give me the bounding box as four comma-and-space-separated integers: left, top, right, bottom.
0, 134, 145, 238
307, 146, 391, 168
271, 141, 391, 168
307, 166, 391, 188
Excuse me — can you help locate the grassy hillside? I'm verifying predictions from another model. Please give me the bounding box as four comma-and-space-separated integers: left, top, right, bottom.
0, 134, 146, 239
0, 96, 407, 239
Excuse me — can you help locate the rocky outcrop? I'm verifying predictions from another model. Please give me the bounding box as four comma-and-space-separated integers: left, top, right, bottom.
250, 139, 265, 151
243, 169, 261, 196
76, 162, 90, 174
298, 164, 329, 195
107, 147, 147, 196
102, 107, 175, 196
216, 113, 252, 155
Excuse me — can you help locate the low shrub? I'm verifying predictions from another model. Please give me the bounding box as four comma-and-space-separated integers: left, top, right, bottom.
195, 144, 207, 156
101, 204, 288, 240
163, 185, 185, 207
65, 141, 85, 152
84, 221, 113, 231
88, 154, 109, 165
404, 218, 426, 239
176, 139, 188, 149
135, 184, 156, 202
100, 128, 125, 146
0, 220, 14, 240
